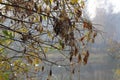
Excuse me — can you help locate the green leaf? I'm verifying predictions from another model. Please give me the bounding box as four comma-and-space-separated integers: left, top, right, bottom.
2, 30, 13, 38
2, 30, 9, 36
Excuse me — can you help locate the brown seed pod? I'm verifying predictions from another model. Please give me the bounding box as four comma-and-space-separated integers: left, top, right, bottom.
78, 54, 81, 63
83, 50, 89, 65
49, 69, 52, 76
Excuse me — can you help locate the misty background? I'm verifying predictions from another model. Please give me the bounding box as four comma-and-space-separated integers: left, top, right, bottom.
78, 0, 120, 80
86, 0, 120, 42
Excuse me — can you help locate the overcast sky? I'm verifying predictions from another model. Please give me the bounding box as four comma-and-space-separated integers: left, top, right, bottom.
86, 0, 120, 42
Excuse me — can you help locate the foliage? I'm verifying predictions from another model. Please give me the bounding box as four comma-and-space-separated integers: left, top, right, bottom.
0, 0, 98, 79
106, 39, 120, 80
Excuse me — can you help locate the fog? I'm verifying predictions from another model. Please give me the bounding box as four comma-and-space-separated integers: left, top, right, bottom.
86, 0, 120, 42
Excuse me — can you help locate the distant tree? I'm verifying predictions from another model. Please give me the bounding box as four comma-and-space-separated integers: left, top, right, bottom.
106, 39, 120, 80
107, 39, 120, 59
0, 0, 98, 79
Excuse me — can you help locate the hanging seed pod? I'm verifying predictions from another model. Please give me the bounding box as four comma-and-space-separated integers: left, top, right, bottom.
80, 36, 85, 41
78, 54, 81, 63
74, 47, 78, 56
83, 50, 89, 65
93, 32, 97, 38
53, 6, 58, 10
69, 54, 73, 62
49, 69, 52, 76
74, 8, 82, 18
45, 5, 50, 16
41, 66, 44, 72
40, 15, 42, 22
72, 68, 75, 74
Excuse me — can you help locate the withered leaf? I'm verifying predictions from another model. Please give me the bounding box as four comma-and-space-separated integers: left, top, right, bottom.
74, 47, 78, 56
91, 39, 94, 43
69, 54, 73, 62
80, 36, 85, 41
35, 3, 38, 11
53, 6, 58, 10
78, 54, 81, 63
40, 15, 42, 22
83, 21, 92, 30
83, 56, 88, 65
49, 69, 52, 76
42, 66, 44, 71
72, 68, 75, 74
75, 8, 82, 18
86, 50, 89, 58
83, 51, 89, 65
93, 32, 97, 38
26, 56, 33, 64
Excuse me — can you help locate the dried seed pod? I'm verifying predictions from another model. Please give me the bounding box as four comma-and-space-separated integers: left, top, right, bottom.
83, 21, 92, 30
74, 8, 82, 18
41, 66, 44, 71
93, 32, 97, 38
53, 6, 58, 10
83, 50, 89, 65
80, 36, 85, 41
72, 68, 75, 74
40, 15, 42, 22
78, 54, 81, 63
74, 47, 78, 56
49, 69, 52, 76
69, 54, 73, 62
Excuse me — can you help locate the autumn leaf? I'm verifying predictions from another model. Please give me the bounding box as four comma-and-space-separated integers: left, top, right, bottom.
115, 69, 120, 75
0, 0, 2, 3
72, 68, 75, 74
74, 47, 78, 56
78, 54, 81, 63
80, 36, 85, 41
0, 75, 5, 80
49, 69, 52, 76
70, 0, 78, 4
18, 27, 28, 33
37, 5, 42, 13
69, 54, 73, 62
83, 51, 89, 65
41, 66, 44, 72
46, 5, 50, 15
93, 32, 97, 38
50, 0, 53, 4
33, 58, 40, 66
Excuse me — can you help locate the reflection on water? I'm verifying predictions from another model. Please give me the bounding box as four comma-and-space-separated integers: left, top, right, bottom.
33, 47, 118, 80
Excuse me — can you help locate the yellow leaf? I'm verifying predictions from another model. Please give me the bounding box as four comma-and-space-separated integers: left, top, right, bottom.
115, 69, 120, 75
18, 27, 28, 33
0, 75, 5, 80
0, 0, 2, 3
0, 48, 4, 52
46, 5, 50, 14
50, 0, 53, 4
5, 39, 12, 45
33, 58, 40, 66
47, 31, 52, 39
70, 0, 78, 4
44, 47, 48, 53
37, 5, 42, 13
80, 0, 85, 8
33, 15, 39, 22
